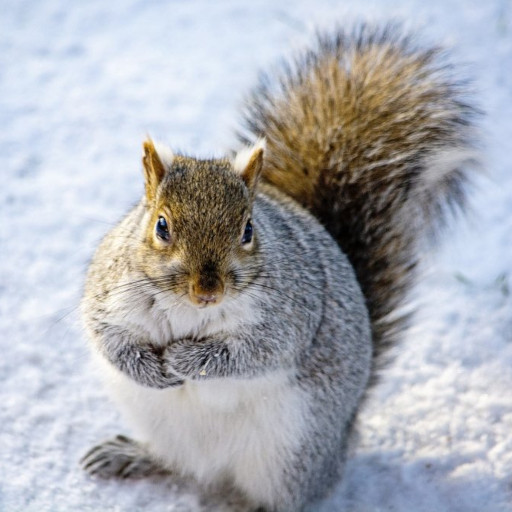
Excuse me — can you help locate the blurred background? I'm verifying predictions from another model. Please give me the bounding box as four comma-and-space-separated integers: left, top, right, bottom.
1, 1, 511, 511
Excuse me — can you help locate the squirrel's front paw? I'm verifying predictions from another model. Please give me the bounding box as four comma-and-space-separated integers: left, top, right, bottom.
164, 341, 192, 379
165, 337, 220, 380
163, 373, 185, 387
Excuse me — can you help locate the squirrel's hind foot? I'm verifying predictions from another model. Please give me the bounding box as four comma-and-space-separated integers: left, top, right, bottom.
81, 434, 167, 479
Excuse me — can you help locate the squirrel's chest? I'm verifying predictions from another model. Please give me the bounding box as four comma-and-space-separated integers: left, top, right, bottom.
106, 363, 305, 486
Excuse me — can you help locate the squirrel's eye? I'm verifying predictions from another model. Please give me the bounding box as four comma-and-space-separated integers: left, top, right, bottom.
241, 220, 253, 245
155, 216, 170, 242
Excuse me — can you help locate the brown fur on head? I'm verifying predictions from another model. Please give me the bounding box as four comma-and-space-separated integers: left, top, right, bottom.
138, 139, 263, 307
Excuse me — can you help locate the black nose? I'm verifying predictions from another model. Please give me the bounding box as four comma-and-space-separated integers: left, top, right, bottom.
188, 260, 225, 306
189, 280, 225, 306
197, 260, 222, 292
198, 273, 221, 293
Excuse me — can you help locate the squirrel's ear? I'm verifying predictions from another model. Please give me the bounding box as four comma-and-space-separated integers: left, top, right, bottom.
142, 139, 173, 202
233, 139, 265, 191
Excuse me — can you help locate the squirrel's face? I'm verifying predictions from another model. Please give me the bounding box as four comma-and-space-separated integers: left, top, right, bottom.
138, 139, 264, 309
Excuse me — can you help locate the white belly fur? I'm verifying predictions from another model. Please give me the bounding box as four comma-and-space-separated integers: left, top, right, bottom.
96, 355, 307, 504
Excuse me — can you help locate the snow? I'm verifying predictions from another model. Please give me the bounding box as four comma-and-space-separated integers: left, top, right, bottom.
1, 0, 511, 511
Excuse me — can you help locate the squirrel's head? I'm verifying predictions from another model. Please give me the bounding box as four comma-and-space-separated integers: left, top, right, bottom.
138, 138, 265, 308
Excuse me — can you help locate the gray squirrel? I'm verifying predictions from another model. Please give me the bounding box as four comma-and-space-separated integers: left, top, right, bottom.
80, 24, 478, 511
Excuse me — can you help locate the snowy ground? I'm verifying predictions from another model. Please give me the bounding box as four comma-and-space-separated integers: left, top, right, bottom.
1, 0, 512, 511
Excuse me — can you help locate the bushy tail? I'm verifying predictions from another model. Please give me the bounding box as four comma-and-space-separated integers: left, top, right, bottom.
237, 24, 479, 370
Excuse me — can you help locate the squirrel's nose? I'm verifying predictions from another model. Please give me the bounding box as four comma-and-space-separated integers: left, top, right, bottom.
189, 282, 224, 307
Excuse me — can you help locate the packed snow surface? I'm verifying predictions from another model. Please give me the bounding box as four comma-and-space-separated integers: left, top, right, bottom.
1, 1, 511, 511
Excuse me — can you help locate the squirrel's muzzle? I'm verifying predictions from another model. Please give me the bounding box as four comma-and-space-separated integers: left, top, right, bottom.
189, 274, 225, 307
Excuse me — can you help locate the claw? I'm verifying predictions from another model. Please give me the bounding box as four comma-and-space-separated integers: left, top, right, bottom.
81, 434, 164, 479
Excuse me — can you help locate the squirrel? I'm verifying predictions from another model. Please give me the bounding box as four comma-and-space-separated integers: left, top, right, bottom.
80, 24, 478, 512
